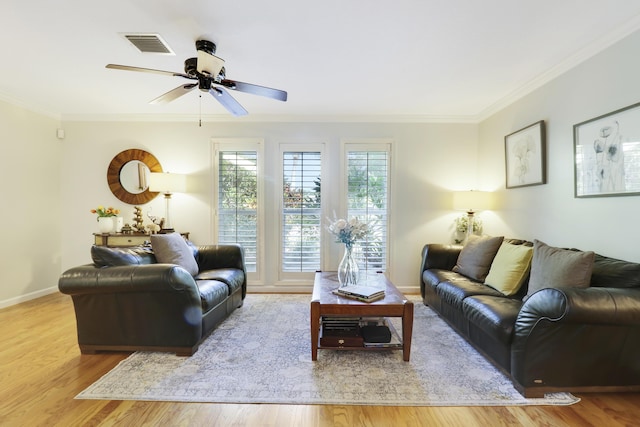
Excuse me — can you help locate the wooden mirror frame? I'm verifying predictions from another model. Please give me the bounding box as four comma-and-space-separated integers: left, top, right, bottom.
107, 149, 163, 204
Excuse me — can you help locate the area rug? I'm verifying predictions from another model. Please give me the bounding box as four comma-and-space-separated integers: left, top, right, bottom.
76, 294, 579, 406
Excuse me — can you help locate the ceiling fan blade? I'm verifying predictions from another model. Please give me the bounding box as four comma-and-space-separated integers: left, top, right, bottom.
106, 64, 193, 80
209, 87, 248, 116
150, 83, 198, 104
219, 79, 288, 102
196, 51, 225, 77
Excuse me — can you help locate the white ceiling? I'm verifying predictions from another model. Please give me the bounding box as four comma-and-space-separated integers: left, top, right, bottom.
3, 0, 640, 122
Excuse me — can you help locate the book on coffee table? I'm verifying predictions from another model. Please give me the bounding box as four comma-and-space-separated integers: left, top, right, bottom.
333, 285, 385, 302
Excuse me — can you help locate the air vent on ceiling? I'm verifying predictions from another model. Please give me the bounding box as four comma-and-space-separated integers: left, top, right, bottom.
123, 33, 174, 55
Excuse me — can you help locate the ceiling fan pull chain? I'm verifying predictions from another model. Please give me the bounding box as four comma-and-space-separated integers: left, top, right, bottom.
199, 92, 202, 127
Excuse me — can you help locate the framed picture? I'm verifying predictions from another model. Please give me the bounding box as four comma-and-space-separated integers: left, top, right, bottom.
505, 120, 546, 189
574, 102, 640, 198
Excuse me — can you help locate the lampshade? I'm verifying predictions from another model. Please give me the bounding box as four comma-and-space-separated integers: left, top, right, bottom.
148, 172, 187, 194
453, 191, 493, 213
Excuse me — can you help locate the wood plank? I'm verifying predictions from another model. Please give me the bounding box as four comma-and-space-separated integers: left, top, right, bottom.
1, 292, 640, 426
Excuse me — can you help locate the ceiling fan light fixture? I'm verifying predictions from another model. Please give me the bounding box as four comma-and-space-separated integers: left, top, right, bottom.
196, 50, 225, 77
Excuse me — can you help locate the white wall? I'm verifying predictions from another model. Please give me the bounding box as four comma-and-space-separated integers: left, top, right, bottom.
59, 120, 478, 291
0, 100, 62, 307
478, 30, 640, 262
9, 28, 640, 306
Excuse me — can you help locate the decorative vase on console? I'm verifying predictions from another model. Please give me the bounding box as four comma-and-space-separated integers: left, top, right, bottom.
327, 216, 369, 288
97, 217, 114, 233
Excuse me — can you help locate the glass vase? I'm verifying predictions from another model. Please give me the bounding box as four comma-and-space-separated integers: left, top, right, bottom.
338, 244, 359, 287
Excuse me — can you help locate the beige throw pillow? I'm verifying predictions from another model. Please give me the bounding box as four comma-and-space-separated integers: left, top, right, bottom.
452, 235, 504, 282
484, 242, 533, 296
150, 233, 199, 276
525, 239, 594, 300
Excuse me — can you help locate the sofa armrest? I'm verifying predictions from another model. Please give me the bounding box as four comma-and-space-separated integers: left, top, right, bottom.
511, 286, 640, 390
420, 244, 461, 276
516, 287, 640, 330
196, 244, 245, 271
58, 264, 204, 352
58, 264, 199, 296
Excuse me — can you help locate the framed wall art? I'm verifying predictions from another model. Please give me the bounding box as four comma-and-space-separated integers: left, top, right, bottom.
574, 102, 640, 198
504, 120, 546, 189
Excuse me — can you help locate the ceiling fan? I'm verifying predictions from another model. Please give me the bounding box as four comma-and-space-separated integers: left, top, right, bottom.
106, 40, 287, 116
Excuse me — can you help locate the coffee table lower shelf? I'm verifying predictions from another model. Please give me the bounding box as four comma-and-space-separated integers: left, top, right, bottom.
318, 316, 403, 352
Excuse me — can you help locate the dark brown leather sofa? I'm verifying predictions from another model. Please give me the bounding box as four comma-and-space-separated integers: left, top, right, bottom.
420, 239, 640, 397
59, 243, 246, 356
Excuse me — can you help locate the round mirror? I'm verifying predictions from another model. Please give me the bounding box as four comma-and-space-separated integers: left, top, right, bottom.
107, 149, 163, 204
120, 160, 150, 194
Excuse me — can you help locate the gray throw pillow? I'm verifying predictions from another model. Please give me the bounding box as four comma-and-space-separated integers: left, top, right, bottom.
150, 233, 199, 276
525, 239, 595, 300
452, 235, 504, 282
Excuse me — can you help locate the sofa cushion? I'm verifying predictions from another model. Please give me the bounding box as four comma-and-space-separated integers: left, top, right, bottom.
462, 295, 522, 344
452, 235, 504, 282
436, 277, 504, 309
196, 268, 245, 293
91, 244, 156, 267
151, 233, 200, 276
525, 239, 595, 300
484, 242, 533, 296
422, 269, 462, 290
197, 280, 230, 312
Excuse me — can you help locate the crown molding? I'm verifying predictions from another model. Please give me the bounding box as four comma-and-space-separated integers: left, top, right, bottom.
59, 112, 480, 124
477, 13, 640, 121
0, 93, 61, 121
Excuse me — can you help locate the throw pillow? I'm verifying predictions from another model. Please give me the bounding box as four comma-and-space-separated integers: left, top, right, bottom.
452, 235, 504, 282
525, 239, 595, 300
150, 233, 199, 276
484, 242, 533, 296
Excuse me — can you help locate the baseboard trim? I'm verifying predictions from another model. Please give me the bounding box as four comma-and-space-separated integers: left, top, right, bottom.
0, 286, 58, 309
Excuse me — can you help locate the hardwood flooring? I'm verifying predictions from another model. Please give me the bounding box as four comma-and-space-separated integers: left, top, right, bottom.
1, 292, 639, 427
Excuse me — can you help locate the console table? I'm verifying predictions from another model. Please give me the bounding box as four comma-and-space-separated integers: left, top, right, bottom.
93, 232, 190, 247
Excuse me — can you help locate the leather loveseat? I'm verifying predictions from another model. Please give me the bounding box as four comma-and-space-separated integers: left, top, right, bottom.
59, 240, 246, 356
420, 236, 640, 397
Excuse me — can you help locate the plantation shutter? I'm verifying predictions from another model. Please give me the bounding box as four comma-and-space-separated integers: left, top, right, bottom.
282, 151, 322, 272
218, 150, 258, 272
347, 149, 389, 272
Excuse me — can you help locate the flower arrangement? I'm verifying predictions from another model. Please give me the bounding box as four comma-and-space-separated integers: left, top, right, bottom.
90, 205, 120, 220
327, 216, 369, 247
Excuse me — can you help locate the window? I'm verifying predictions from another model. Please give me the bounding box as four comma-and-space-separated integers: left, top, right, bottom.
281, 149, 322, 272
346, 144, 390, 272
214, 144, 261, 275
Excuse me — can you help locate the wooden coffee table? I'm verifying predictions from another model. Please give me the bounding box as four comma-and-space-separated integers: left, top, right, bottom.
310, 271, 413, 361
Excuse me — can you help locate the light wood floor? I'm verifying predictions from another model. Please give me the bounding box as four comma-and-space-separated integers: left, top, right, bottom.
1, 293, 639, 427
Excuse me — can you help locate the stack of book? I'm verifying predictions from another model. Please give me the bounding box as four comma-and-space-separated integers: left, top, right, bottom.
333, 284, 385, 302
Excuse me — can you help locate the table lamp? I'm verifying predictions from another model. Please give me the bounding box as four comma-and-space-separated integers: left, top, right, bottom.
453, 190, 493, 243
148, 172, 187, 233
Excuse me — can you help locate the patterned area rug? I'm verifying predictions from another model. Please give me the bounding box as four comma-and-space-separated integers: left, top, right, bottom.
76, 294, 578, 406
